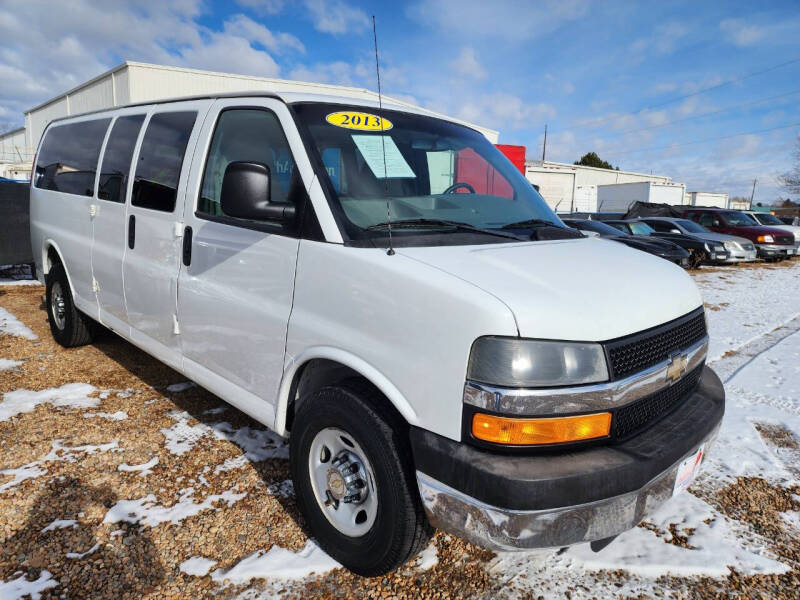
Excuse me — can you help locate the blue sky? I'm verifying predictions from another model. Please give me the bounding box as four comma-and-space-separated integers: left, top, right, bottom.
1, 0, 799, 201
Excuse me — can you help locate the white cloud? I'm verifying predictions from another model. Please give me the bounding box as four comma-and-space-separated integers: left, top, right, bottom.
236, 0, 285, 16
303, 0, 369, 35
720, 19, 765, 47
0, 1, 303, 129
451, 47, 487, 80
457, 92, 555, 130
407, 0, 590, 40
630, 21, 690, 58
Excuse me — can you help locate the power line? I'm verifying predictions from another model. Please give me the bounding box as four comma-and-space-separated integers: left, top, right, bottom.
599, 88, 800, 139
565, 57, 800, 132
606, 121, 800, 156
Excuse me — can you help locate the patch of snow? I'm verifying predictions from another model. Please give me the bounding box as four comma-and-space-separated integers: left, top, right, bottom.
266, 479, 294, 498
102, 487, 246, 527
180, 556, 218, 577
0, 358, 23, 371
66, 543, 100, 559
161, 410, 211, 456
203, 406, 227, 416
166, 381, 196, 393
42, 439, 120, 463
0, 279, 41, 287
210, 422, 288, 461
211, 541, 339, 584
0, 463, 47, 494
214, 456, 248, 474
118, 456, 159, 477
0, 570, 58, 599
415, 541, 438, 570
0, 383, 99, 421
83, 410, 128, 421
41, 519, 78, 532
0, 307, 37, 340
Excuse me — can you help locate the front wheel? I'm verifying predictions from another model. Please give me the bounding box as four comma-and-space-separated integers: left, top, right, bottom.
290, 382, 432, 576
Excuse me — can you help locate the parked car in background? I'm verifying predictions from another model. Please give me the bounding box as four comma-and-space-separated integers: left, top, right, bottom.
742, 211, 800, 255
29, 93, 724, 575
606, 219, 725, 268
681, 208, 795, 261
634, 217, 756, 264
563, 218, 690, 267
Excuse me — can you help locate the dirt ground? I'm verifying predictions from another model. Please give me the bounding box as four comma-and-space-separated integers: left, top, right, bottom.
1, 273, 799, 599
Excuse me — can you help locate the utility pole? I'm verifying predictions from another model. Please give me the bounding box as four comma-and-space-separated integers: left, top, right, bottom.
749, 178, 757, 209
542, 124, 547, 162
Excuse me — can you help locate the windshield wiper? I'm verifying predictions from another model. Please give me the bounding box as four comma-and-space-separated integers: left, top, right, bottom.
500, 218, 563, 230
366, 218, 522, 241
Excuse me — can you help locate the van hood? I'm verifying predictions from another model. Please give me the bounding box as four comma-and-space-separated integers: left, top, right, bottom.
398, 237, 702, 341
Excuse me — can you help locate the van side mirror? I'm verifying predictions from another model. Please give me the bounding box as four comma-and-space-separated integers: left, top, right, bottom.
220, 161, 296, 222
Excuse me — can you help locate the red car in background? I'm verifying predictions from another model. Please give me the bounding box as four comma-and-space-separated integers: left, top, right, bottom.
681, 208, 795, 261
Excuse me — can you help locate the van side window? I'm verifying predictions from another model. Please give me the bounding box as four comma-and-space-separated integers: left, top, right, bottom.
132, 111, 197, 212
98, 115, 145, 203
198, 109, 300, 223
34, 119, 111, 196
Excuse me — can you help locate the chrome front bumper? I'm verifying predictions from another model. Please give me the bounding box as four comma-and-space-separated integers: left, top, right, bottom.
416, 423, 719, 551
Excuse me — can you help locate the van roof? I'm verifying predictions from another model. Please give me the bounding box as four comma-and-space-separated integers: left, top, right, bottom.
45, 89, 477, 133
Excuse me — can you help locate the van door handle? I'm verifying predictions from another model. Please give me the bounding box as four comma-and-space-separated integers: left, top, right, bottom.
182, 226, 193, 266
128, 215, 135, 250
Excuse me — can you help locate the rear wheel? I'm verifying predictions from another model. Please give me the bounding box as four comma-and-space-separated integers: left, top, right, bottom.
290, 382, 432, 576
45, 263, 95, 347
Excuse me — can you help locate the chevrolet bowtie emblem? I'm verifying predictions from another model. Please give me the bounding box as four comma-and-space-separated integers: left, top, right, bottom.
666, 352, 689, 383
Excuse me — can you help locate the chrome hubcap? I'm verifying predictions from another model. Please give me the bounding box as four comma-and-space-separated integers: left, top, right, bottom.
51, 282, 66, 330
309, 427, 377, 537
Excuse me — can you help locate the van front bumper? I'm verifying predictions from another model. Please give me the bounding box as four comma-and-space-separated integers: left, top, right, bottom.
411, 366, 724, 551
756, 243, 794, 258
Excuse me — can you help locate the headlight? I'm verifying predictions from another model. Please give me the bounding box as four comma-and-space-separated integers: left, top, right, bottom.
467, 337, 609, 387
757, 235, 774, 243
723, 241, 740, 251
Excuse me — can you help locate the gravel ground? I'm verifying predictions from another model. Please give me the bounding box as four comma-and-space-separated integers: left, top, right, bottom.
1, 262, 800, 599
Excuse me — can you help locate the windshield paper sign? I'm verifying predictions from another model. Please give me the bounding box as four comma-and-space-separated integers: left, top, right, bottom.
326, 111, 393, 131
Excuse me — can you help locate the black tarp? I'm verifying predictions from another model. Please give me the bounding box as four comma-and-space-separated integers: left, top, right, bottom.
623, 201, 683, 219
0, 181, 33, 265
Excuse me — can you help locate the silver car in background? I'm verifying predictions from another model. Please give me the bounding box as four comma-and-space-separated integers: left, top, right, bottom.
640, 217, 757, 263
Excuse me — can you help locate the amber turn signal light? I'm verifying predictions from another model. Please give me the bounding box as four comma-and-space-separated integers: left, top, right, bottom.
472, 412, 612, 445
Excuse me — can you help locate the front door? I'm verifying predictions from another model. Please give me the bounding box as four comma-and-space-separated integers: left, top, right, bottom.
92, 111, 146, 333
177, 99, 310, 421
122, 103, 209, 368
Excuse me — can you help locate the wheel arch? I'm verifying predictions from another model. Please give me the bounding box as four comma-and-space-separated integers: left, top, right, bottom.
274, 347, 419, 437
42, 240, 76, 294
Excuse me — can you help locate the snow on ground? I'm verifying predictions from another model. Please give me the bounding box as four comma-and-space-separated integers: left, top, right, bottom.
0, 306, 37, 340
83, 410, 128, 421
0, 358, 24, 371
117, 456, 159, 476
0, 570, 58, 600
210, 541, 339, 585
41, 519, 78, 532
66, 543, 100, 559
694, 264, 800, 361
180, 557, 218, 577
0, 383, 99, 421
102, 487, 246, 527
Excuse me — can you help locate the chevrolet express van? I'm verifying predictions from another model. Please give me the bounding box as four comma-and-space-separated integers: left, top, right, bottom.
30, 92, 725, 576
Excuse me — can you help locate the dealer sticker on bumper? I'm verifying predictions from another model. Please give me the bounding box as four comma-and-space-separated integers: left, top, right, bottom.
673, 444, 705, 496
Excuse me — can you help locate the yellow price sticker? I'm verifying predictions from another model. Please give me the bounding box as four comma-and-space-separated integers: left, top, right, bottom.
325, 111, 393, 131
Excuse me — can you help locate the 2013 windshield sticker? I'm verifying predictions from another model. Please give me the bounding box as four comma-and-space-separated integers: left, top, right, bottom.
326, 111, 393, 131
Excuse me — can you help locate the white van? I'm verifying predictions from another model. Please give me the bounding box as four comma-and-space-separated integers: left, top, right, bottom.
30, 92, 724, 575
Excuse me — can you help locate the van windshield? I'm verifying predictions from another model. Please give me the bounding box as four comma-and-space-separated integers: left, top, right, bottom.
292, 103, 564, 245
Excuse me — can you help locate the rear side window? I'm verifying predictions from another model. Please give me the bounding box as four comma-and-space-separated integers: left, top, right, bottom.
98, 115, 145, 203
132, 111, 197, 212
198, 108, 300, 221
34, 119, 111, 196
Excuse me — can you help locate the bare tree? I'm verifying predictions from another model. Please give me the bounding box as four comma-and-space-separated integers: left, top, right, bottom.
780, 135, 800, 194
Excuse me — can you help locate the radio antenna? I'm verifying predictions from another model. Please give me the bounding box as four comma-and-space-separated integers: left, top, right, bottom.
372, 15, 394, 256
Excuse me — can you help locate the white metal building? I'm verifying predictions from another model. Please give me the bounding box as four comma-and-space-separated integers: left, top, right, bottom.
595, 181, 687, 213
524, 160, 676, 212
0, 61, 499, 177
688, 192, 730, 209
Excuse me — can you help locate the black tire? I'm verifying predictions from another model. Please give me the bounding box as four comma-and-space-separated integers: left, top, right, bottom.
290, 381, 432, 576
45, 262, 95, 347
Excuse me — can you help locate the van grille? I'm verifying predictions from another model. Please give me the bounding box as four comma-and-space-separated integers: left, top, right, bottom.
605, 310, 706, 380
612, 364, 703, 440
